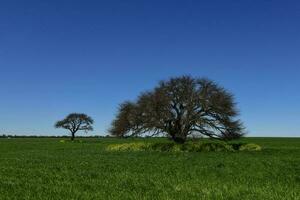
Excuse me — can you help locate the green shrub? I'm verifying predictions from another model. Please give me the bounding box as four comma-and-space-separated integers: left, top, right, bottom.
172, 144, 183, 152
194, 142, 234, 152
106, 141, 262, 153
228, 142, 247, 150
201, 142, 234, 152
181, 141, 234, 152
239, 143, 262, 151
150, 142, 175, 152
181, 142, 200, 152
106, 141, 238, 153
106, 142, 149, 152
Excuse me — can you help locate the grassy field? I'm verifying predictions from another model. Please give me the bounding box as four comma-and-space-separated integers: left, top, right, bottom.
0, 137, 299, 200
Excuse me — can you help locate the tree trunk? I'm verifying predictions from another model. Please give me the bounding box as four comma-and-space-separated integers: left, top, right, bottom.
71, 132, 75, 141
169, 122, 187, 144
170, 132, 187, 144
172, 136, 186, 144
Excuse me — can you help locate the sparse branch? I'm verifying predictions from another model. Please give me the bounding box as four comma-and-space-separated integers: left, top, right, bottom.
109, 76, 244, 143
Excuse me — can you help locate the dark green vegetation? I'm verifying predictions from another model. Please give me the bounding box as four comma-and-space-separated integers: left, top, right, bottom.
0, 138, 299, 200
105, 141, 262, 152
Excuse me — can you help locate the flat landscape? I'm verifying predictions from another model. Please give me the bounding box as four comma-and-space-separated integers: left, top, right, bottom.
0, 137, 299, 200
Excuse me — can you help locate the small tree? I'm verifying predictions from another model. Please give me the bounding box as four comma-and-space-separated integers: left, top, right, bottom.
110, 76, 244, 143
55, 113, 94, 140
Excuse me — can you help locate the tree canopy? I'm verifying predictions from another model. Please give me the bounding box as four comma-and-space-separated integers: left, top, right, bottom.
55, 113, 94, 140
110, 76, 244, 143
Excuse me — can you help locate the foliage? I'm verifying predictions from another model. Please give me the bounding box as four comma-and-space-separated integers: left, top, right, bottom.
239, 143, 262, 151
183, 142, 235, 152
110, 76, 244, 143
106, 141, 262, 153
106, 142, 150, 152
149, 142, 178, 152
55, 113, 94, 140
59, 139, 85, 144
227, 142, 247, 150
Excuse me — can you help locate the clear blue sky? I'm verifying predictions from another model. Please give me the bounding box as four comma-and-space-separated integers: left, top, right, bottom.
0, 0, 299, 137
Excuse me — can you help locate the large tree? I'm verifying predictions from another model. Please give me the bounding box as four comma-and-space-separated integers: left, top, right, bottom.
110, 76, 244, 143
55, 113, 94, 140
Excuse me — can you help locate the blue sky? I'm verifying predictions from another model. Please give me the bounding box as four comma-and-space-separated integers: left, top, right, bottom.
0, 0, 299, 137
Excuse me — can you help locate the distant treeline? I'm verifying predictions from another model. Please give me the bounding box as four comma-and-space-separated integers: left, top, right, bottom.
0, 134, 170, 139
0, 134, 110, 138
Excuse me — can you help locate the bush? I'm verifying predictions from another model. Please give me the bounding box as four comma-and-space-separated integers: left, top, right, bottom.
106, 142, 149, 152
239, 143, 262, 151
106, 141, 239, 153
227, 142, 247, 150
106, 141, 262, 153
150, 142, 176, 152
181, 142, 234, 152
198, 142, 234, 152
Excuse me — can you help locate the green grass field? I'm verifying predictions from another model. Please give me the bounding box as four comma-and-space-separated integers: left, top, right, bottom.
0, 137, 299, 200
